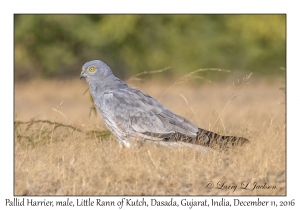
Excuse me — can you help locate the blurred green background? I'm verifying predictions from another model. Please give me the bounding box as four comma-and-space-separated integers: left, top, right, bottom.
14, 14, 285, 81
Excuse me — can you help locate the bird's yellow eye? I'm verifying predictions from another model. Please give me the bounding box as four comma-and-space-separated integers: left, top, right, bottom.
89, 67, 95, 72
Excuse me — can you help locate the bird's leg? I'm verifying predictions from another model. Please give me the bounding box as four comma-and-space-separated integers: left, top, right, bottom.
118, 140, 130, 153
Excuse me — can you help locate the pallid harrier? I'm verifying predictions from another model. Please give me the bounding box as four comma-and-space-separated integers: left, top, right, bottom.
80, 60, 248, 151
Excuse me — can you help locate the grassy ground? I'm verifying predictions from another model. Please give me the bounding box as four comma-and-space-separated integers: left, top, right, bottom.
14, 76, 285, 195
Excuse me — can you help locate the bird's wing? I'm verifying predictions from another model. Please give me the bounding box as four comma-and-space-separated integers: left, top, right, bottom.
101, 88, 198, 141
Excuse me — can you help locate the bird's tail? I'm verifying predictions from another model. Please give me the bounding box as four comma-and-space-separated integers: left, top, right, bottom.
194, 128, 249, 150
165, 128, 249, 150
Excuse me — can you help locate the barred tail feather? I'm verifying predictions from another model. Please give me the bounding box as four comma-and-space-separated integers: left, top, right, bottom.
165, 128, 249, 150
195, 128, 249, 150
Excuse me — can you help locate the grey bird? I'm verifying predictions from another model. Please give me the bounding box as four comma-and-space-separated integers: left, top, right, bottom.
80, 60, 249, 150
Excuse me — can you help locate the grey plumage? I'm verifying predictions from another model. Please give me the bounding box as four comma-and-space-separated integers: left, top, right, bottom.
80, 60, 248, 150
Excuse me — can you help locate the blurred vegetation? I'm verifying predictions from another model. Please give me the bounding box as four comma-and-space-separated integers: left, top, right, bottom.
14, 14, 285, 81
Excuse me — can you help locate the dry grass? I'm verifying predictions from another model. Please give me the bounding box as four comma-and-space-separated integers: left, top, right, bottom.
14, 77, 285, 195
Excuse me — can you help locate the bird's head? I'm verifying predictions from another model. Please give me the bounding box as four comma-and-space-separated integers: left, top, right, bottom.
80, 60, 113, 80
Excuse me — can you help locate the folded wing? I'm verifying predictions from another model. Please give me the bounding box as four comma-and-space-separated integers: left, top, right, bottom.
101, 88, 198, 141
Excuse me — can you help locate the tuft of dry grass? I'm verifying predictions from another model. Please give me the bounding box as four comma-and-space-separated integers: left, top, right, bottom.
14, 77, 285, 195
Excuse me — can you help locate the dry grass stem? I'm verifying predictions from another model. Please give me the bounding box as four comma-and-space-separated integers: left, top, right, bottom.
159, 68, 230, 100
211, 73, 252, 130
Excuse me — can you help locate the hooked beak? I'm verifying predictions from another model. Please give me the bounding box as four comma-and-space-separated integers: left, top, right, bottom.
80, 70, 86, 80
